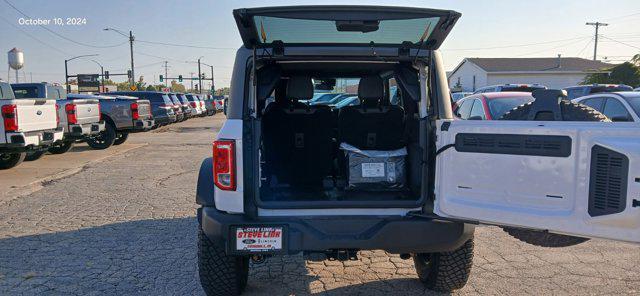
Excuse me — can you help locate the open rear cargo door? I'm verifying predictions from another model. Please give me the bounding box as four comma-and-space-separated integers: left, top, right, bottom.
434, 119, 640, 244
233, 6, 460, 50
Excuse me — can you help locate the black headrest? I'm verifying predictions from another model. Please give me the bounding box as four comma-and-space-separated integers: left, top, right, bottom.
286, 76, 313, 101
358, 75, 384, 104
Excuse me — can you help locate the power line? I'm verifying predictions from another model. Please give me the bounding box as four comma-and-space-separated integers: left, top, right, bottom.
576, 37, 594, 58
3, 0, 128, 49
514, 37, 590, 57
603, 11, 640, 21
600, 35, 640, 50
445, 36, 590, 51
137, 39, 236, 50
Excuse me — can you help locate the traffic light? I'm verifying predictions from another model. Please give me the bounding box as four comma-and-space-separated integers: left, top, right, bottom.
159, 75, 163, 82
178, 75, 183, 82
201, 73, 205, 79
195, 84, 199, 91
104, 71, 110, 79
127, 70, 132, 79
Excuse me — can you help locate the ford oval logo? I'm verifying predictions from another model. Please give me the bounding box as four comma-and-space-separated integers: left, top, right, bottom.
36, 110, 42, 115
242, 239, 256, 244
88, 108, 92, 112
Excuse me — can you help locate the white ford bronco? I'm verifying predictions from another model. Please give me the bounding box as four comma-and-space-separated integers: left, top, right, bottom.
196, 6, 640, 295
0, 80, 63, 169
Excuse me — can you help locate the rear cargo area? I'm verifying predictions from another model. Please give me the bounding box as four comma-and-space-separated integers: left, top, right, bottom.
256, 62, 425, 207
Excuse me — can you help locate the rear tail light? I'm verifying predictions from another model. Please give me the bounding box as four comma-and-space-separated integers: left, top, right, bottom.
55, 104, 60, 127
65, 103, 77, 124
190, 102, 197, 108
97, 103, 102, 121
131, 102, 140, 120
1, 104, 18, 132
213, 140, 236, 191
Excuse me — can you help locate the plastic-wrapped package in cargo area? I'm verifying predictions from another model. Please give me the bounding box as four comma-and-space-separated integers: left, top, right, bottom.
340, 143, 407, 191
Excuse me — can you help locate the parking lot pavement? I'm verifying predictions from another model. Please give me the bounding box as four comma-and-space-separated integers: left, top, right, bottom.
0, 114, 638, 295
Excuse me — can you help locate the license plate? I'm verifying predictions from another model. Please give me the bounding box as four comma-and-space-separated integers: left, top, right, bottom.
235, 226, 283, 252
91, 125, 99, 131
42, 133, 53, 141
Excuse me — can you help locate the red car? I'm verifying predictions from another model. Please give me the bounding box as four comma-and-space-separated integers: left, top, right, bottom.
453, 92, 534, 120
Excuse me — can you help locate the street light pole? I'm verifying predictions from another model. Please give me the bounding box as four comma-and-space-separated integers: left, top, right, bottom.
64, 54, 99, 93
90, 60, 104, 91
197, 58, 202, 94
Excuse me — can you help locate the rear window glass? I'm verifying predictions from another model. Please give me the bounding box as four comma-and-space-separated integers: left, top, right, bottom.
254, 16, 439, 44
12, 86, 38, 99
487, 96, 534, 119
590, 85, 633, 94
623, 96, 640, 116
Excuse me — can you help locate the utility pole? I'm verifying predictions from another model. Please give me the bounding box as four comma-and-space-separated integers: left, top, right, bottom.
197, 58, 202, 94
163, 61, 169, 87
210, 66, 214, 93
129, 30, 135, 86
586, 22, 608, 61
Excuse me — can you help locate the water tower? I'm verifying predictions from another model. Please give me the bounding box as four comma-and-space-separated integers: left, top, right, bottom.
8, 48, 24, 83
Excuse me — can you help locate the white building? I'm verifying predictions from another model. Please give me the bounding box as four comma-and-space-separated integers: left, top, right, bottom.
448, 57, 612, 92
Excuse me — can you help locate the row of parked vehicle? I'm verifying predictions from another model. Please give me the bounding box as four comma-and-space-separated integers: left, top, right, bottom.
0, 80, 224, 170
451, 83, 640, 122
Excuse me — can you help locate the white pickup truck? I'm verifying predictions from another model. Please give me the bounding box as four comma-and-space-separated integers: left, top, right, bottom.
12, 83, 104, 157
0, 81, 63, 169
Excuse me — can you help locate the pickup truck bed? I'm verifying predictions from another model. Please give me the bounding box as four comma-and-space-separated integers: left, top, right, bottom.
0, 99, 63, 151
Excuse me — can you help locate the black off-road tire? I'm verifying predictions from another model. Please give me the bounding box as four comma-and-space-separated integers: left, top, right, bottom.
24, 150, 46, 161
198, 229, 249, 296
414, 239, 474, 292
48, 141, 74, 154
113, 132, 129, 146
87, 123, 117, 150
498, 100, 608, 247
0, 152, 26, 169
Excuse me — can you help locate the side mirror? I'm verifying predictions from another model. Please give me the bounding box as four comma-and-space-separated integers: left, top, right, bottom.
611, 115, 632, 122
468, 116, 483, 120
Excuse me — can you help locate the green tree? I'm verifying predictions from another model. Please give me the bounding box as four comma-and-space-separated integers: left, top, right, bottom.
582, 62, 640, 87
215, 87, 230, 96
170, 81, 186, 92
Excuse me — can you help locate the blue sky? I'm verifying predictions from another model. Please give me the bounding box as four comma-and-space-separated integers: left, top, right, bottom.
1, 0, 639, 88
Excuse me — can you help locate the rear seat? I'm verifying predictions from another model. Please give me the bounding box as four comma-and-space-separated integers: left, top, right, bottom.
338, 75, 405, 150
262, 76, 334, 188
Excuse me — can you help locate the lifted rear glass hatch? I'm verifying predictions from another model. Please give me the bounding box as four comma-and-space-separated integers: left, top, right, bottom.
233, 6, 460, 49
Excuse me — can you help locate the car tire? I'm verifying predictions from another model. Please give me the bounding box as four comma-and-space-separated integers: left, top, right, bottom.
48, 141, 74, 154
499, 99, 609, 247
0, 152, 26, 169
24, 150, 46, 161
113, 132, 129, 146
413, 239, 474, 292
86, 123, 117, 150
198, 228, 249, 296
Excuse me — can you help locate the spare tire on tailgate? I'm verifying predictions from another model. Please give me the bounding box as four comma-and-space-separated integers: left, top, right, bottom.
497, 90, 610, 247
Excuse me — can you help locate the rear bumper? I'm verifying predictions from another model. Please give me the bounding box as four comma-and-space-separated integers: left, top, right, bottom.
0, 128, 64, 152
198, 206, 474, 255
66, 121, 105, 139
154, 114, 175, 125
130, 119, 155, 132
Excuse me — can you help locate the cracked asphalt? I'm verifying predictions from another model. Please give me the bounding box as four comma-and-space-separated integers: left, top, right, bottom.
0, 114, 638, 295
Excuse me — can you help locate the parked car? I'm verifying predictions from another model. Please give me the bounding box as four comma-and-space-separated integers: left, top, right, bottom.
451, 91, 472, 102
196, 6, 640, 296
473, 83, 547, 94
573, 92, 640, 122
71, 94, 154, 149
634, 87, 640, 91
332, 95, 359, 108
453, 92, 535, 120
223, 96, 228, 115
308, 93, 342, 105
11, 83, 104, 157
166, 93, 185, 122
185, 94, 204, 116
203, 95, 217, 116
176, 93, 195, 119
564, 84, 634, 100
213, 96, 225, 111
107, 91, 176, 126
196, 94, 208, 116
0, 81, 63, 169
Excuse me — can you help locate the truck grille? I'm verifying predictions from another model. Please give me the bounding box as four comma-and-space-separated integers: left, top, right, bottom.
588, 145, 628, 217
